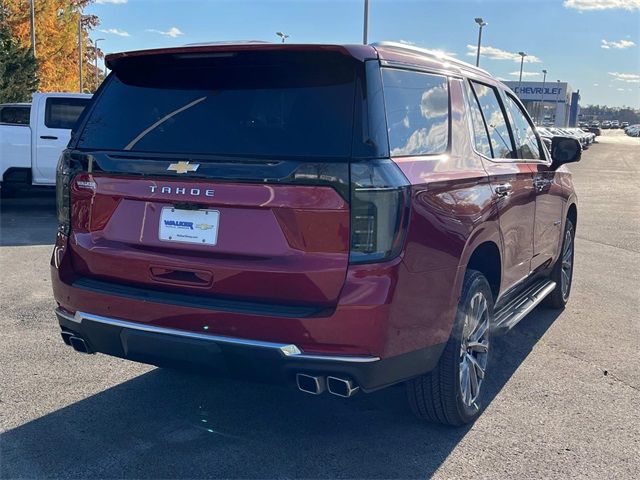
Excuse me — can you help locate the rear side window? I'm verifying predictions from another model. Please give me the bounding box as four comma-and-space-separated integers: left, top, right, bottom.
78, 51, 358, 158
469, 81, 514, 159
0, 106, 30, 125
381, 69, 449, 156
45, 98, 90, 129
464, 82, 493, 157
504, 94, 541, 160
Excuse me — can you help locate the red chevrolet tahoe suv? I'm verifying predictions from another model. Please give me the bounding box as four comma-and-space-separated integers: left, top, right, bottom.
51, 42, 580, 425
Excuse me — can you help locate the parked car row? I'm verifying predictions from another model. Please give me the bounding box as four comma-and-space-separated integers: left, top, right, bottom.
582, 120, 629, 129
538, 126, 596, 149
584, 125, 601, 136
624, 124, 640, 137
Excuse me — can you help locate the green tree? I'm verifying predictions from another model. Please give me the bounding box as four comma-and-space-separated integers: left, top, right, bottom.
5, 0, 100, 93
0, 7, 38, 103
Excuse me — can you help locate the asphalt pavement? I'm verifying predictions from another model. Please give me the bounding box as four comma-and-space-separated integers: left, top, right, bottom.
1, 130, 638, 479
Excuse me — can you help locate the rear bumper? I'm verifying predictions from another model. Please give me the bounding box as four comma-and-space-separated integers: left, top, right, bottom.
56, 308, 445, 392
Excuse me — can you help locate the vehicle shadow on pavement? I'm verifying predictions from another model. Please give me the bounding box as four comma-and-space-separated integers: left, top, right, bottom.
0, 189, 57, 247
1, 308, 563, 479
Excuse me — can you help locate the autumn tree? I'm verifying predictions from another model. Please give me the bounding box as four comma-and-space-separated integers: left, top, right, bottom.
0, 4, 39, 102
4, 0, 102, 93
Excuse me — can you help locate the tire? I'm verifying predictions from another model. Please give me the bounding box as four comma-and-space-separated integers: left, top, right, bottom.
543, 218, 575, 309
406, 269, 493, 426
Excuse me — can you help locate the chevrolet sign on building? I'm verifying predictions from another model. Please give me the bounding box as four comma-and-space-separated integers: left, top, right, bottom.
509, 82, 568, 100
504, 81, 579, 128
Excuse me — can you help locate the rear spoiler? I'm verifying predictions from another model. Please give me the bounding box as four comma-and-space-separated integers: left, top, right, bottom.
105, 43, 378, 70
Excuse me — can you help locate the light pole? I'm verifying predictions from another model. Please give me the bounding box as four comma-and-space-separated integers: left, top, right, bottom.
77, 15, 90, 92
29, 0, 36, 57
94, 38, 105, 89
276, 31, 289, 43
539, 69, 547, 124
78, 16, 82, 92
517, 51, 527, 91
363, 0, 369, 45
474, 17, 487, 67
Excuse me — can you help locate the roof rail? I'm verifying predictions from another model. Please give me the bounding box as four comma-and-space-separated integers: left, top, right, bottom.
371, 41, 490, 76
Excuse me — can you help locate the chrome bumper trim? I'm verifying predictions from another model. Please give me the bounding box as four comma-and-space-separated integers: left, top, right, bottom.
55, 308, 380, 364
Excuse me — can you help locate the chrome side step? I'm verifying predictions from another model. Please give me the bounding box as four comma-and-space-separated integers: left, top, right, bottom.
493, 279, 556, 333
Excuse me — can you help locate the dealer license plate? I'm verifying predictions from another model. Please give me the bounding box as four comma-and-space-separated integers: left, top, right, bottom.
159, 207, 220, 246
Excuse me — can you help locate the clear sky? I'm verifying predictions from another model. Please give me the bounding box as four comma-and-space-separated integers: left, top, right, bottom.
88, 0, 640, 108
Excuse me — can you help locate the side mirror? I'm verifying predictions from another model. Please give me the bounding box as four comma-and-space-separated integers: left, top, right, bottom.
551, 136, 581, 169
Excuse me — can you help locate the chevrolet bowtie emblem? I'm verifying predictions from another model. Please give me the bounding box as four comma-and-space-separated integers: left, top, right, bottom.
167, 161, 200, 174
195, 223, 214, 230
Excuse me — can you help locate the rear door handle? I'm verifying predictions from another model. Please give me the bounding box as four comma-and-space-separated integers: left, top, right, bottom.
40, 135, 58, 140
494, 183, 512, 197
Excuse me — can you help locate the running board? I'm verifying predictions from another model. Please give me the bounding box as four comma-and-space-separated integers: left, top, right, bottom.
492, 279, 556, 333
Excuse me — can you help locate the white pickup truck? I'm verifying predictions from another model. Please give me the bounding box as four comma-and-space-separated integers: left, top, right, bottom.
0, 92, 92, 192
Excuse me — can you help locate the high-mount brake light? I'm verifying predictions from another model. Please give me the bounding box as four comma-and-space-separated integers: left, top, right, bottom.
349, 160, 411, 264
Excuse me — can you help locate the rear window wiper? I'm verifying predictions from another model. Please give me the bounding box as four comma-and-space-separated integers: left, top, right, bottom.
124, 96, 207, 150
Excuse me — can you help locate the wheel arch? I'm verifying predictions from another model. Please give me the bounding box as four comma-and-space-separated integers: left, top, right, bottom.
2, 167, 32, 185
465, 241, 501, 301
455, 218, 503, 304
566, 202, 577, 227
557, 199, 578, 261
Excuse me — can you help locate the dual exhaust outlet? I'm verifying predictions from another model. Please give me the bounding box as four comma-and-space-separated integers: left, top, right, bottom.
296, 373, 359, 398
61, 330, 358, 397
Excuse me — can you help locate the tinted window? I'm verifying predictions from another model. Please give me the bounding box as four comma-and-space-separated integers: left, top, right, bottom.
78, 51, 357, 158
504, 94, 541, 160
0, 106, 30, 125
382, 69, 449, 156
45, 98, 90, 129
470, 81, 514, 159
464, 81, 492, 157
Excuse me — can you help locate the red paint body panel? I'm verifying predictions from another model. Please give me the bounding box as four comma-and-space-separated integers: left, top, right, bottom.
479, 159, 536, 291
53, 230, 448, 358
69, 175, 350, 306
529, 163, 566, 271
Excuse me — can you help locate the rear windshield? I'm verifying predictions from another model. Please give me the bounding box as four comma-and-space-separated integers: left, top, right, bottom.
77, 51, 358, 158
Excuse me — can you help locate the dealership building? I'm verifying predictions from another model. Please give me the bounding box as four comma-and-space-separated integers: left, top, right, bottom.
504, 81, 580, 127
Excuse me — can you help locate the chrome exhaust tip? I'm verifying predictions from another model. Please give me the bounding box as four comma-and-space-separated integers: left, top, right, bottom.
69, 336, 92, 354
60, 331, 73, 346
296, 373, 326, 395
327, 376, 359, 398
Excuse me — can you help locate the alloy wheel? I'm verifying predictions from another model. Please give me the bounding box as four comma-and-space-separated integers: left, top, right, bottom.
459, 292, 490, 407
561, 225, 574, 300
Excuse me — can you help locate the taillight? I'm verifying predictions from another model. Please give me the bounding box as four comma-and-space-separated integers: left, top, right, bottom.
56, 151, 81, 235
349, 160, 411, 264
